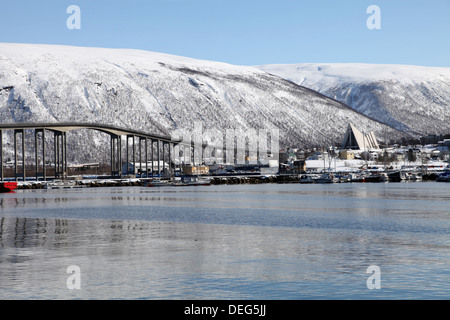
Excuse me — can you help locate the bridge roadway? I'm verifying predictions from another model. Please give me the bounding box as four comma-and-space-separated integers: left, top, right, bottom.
0, 122, 184, 181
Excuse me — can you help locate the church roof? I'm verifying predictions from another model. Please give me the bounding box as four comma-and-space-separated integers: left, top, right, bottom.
341, 123, 380, 150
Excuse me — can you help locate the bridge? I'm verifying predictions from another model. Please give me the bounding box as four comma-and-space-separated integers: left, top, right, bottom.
0, 122, 181, 181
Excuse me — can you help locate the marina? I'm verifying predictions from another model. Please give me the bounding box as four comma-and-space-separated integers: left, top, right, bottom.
7, 166, 450, 191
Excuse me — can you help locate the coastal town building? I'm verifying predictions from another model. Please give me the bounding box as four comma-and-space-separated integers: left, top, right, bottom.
183, 165, 209, 175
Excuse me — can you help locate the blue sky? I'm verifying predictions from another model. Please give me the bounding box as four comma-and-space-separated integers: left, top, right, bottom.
1, 0, 449, 67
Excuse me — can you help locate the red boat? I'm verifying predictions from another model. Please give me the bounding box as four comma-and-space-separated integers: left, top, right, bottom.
0, 182, 18, 193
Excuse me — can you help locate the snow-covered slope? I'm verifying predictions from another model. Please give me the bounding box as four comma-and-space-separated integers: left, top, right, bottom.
0, 44, 402, 162
256, 63, 450, 134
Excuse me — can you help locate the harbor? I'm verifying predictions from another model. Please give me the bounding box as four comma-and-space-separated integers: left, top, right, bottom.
7, 163, 450, 191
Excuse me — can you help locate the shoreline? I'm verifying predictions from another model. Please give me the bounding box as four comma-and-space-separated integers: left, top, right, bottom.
12, 172, 446, 190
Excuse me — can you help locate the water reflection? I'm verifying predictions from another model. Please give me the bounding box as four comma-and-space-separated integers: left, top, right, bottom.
1, 182, 450, 299
0, 214, 449, 299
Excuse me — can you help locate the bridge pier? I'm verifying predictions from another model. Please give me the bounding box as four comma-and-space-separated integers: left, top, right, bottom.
145, 137, 148, 178
161, 141, 166, 177
157, 139, 161, 176
167, 141, 173, 177
53, 131, 67, 179
0, 129, 3, 181
139, 137, 143, 177
110, 134, 122, 177
151, 139, 154, 176
125, 135, 137, 175
136, 136, 150, 178
14, 129, 26, 182
35, 129, 47, 181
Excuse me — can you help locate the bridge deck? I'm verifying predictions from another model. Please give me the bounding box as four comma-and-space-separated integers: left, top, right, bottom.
0, 122, 172, 142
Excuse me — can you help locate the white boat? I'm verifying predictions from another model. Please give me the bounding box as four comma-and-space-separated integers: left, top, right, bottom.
350, 173, 366, 183
404, 172, 422, 181
144, 179, 172, 187
144, 176, 210, 187
44, 179, 77, 189
173, 176, 211, 186
335, 174, 351, 183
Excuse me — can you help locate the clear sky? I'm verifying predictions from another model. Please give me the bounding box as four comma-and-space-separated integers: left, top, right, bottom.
1, 0, 449, 67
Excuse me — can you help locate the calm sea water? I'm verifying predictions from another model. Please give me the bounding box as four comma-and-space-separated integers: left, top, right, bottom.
0, 182, 449, 300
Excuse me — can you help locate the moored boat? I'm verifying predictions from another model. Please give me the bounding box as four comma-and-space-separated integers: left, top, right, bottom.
144, 179, 172, 187
364, 172, 388, 182
387, 170, 406, 182
350, 173, 365, 183
299, 174, 314, 184
44, 180, 76, 189
404, 172, 422, 181
314, 173, 336, 184
173, 177, 211, 186
436, 172, 450, 182
0, 182, 18, 193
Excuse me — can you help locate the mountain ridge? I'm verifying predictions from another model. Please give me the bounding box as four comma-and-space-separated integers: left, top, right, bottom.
1, 43, 407, 162
256, 63, 450, 135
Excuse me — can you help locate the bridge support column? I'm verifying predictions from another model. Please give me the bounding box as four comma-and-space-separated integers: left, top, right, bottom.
162, 142, 166, 176
151, 139, 154, 176
135, 136, 148, 178
125, 135, 129, 174
145, 138, 148, 178
43, 129, 47, 181
35, 129, 38, 181
35, 129, 47, 181
157, 139, 161, 176
125, 135, 136, 175
139, 137, 143, 177
168, 142, 172, 178
14, 129, 26, 182
0, 129, 3, 181
53, 131, 67, 179
132, 135, 136, 174
118, 135, 122, 176
110, 134, 122, 177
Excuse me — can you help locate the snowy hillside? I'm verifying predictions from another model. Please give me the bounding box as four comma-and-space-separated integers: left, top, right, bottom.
256, 63, 450, 134
0, 43, 402, 163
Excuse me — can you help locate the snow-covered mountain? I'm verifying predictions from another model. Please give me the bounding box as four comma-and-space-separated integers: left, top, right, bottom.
256, 63, 450, 135
0, 43, 402, 162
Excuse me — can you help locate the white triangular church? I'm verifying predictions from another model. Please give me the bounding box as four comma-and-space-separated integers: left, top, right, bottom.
341, 123, 380, 150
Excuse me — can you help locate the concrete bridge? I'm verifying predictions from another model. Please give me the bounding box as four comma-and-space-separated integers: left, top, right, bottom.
0, 122, 180, 181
